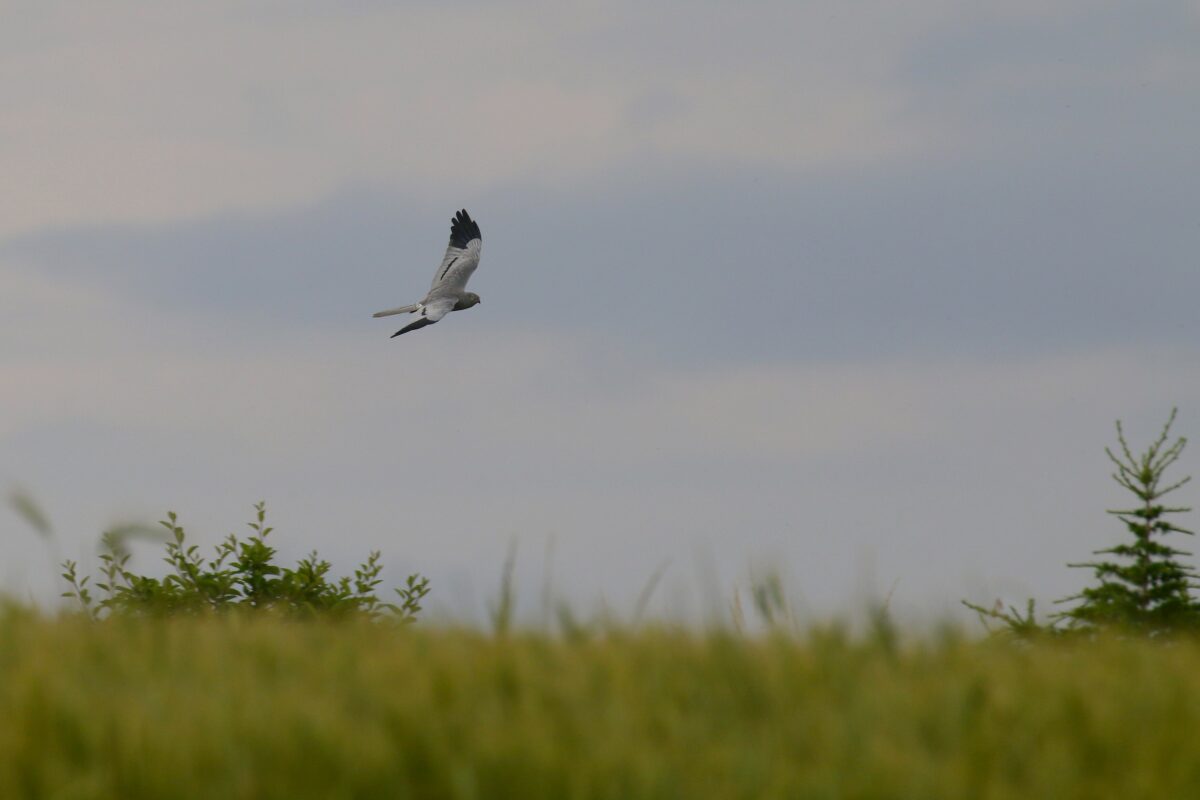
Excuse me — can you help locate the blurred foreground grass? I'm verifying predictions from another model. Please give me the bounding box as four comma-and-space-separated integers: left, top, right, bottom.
3, 609, 1200, 799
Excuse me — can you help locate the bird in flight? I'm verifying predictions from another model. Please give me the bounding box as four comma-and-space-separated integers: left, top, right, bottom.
373, 209, 483, 338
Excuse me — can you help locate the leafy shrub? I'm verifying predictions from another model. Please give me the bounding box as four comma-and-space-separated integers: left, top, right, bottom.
60, 502, 430, 622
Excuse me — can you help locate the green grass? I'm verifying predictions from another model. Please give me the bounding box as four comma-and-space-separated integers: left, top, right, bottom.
3, 609, 1200, 799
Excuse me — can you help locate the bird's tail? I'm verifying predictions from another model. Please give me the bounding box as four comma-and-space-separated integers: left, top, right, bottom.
372, 304, 420, 318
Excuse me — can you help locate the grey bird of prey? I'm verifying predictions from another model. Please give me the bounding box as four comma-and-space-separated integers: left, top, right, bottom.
373, 209, 483, 337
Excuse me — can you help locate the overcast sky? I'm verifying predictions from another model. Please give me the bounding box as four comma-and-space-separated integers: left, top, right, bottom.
3, 2, 1200, 624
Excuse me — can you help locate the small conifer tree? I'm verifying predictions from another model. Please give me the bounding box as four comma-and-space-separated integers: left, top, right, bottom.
1057, 409, 1198, 631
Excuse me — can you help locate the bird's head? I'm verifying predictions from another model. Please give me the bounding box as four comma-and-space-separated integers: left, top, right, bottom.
460, 292, 481, 309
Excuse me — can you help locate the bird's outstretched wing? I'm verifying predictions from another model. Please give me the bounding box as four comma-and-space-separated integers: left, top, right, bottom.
391, 297, 456, 338
429, 209, 482, 294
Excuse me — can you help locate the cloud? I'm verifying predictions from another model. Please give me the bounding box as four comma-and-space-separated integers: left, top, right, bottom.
0, 1, 994, 236
7, 144, 1199, 371
3, 1, 1195, 248
9, 258, 1195, 467
0, 265, 921, 458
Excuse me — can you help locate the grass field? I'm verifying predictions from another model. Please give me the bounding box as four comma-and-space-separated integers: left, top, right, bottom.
2, 608, 1200, 799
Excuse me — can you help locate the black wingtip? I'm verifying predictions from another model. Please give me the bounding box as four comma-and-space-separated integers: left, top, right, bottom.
448, 208, 482, 249
391, 317, 437, 338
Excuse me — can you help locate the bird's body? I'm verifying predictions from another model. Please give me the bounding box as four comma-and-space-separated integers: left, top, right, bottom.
373, 209, 483, 337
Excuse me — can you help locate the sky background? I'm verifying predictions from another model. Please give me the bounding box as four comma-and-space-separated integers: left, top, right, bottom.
3, 1, 1200, 624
